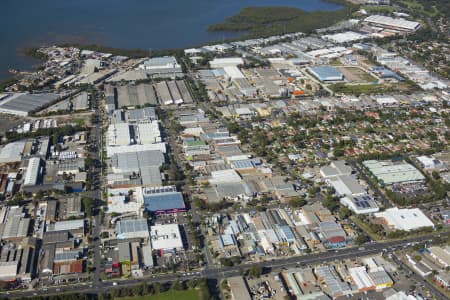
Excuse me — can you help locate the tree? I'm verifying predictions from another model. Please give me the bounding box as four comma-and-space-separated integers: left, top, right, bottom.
82, 197, 94, 217
289, 197, 307, 208
132, 283, 143, 296
355, 234, 369, 245
248, 265, 262, 278
153, 282, 162, 294
171, 279, 184, 291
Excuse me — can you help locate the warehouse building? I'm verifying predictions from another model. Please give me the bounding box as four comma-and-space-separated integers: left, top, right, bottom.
0, 141, 26, 163
155, 81, 173, 105
137, 56, 183, 78
115, 218, 149, 240
46, 219, 85, 237
326, 175, 366, 197
167, 81, 183, 104
112, 150, 164, 173
108, 123, 131, 146
364, 15, 421, 32
319, 221, 348, 248
416, 155, 443, 170
117, 84, 158, 107
175, 80, 194, 104
363, 160, 425, 185
143, 189, 185, 215
127, 107, 158, 122
23, 157, 42, 186
209, 57, 244, 68
0, 93, 60, 116
320, 160, 353, 178
375, 207, 434, 231
150, 224, 183, 253
0, 206, 31, 240
340, 194, 379, 214
227, 276, 252, 300
308, 66, 344, 82
315, 265, 351, 298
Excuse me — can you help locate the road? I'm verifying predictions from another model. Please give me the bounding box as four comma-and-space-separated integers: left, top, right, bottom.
3, 232, 446, 299
89, 90, 104, 284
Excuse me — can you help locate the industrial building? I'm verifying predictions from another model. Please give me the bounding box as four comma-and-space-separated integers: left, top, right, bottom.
308, 66, 344, 82
0, 206, 31, 240
150, 224, 183, 253
23, 157, 42, 186
112, 150, 164, 173
209, 57, 244, 68
319, 221, 348, 248
315, 265, 351, 298
0, 93, 60, 116
320, 160, 353, 178
167, 81, 183, 104
175, 80, 194, 103
46, 219, 85, 237
155, 81, 173, 105
363, 160, 425, 185
340, 194, 379, 214
115, 218, 149, 240
364, 15, 421, 33
137, 56, 183, 78
116, 84, 158, 107
326, 175, 366, 197
106, 120, 164, 157
227, 276, 252, 300
375, 207, 434, 231
143, 189, 185, 215
416, 155, 443, 170
0, 141, 26, 163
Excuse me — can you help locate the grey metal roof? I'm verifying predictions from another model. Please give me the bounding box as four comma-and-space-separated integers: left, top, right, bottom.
144, 192, 185, 212
54, 250, 80, 262
112, 150, 164, 171
0, 93, 59, 113
141, 166, 162, 186
116, 219, 149, 234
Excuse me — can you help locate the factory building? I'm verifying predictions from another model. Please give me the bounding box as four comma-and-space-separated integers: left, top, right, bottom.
143, 188, 185, 215
308, 66, 344, 82
363, 160, 425, 185
23, 158, 42, 187
150, 224, 183, 253
0, 93, 60, 116
137, 56, 183, 78
0, 141, 26, 163
115, 218, 149, 240
375, 207, 434, 231
364, 15, 421, 33
209, 57, 244, 68
340, 194, 379, 214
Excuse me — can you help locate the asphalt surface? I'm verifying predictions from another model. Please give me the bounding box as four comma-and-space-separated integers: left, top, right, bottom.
3, 232, 447, 299
391, 253, 449, 300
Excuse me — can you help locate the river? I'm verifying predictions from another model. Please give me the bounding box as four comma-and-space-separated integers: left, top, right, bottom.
1, 0, 341, 80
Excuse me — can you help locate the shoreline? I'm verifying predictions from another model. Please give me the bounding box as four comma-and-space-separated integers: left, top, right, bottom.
0, 0, 355, 86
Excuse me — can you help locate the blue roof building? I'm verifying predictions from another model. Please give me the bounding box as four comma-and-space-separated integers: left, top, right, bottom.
143, 191, 185, 214
308, 66, 344, 81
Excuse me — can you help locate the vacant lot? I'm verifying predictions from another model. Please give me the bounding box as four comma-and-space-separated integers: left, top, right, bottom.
338, 67, 377, 84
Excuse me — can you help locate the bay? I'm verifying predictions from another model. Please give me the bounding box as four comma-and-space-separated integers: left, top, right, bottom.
1, 0, 341, 80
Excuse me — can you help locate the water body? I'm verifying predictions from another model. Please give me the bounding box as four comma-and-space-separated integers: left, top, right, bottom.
1, 0, 341, 80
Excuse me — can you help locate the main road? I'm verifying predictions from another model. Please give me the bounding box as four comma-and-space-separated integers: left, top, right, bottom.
3, 232, 447, 299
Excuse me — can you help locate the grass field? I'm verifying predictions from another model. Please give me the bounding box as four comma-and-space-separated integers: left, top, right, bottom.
329, 83, 392, 95
338, 67, 378, 84
120, 290, 201, 300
